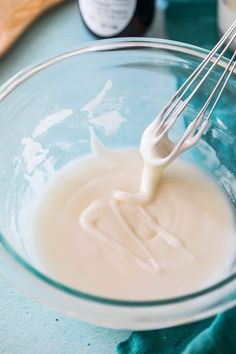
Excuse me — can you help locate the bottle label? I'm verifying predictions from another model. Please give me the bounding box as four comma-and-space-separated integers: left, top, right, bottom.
79, 0, 137, 37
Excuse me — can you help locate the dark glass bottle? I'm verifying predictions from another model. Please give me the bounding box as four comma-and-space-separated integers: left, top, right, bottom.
79, 0, 155, 38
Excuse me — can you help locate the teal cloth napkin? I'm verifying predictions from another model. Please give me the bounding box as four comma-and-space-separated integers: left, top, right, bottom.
117, 307, 236, 353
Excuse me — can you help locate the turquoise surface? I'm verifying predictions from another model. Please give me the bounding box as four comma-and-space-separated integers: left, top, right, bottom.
0, 0, 221, 353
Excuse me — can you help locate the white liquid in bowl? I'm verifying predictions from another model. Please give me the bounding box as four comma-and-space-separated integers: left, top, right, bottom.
28, 146, 236, 300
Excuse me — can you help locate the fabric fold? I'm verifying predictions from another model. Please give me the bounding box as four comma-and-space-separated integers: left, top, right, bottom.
117, 307, 236, 354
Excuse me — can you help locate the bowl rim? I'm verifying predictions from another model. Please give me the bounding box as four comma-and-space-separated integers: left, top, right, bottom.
0, 37, 235, 307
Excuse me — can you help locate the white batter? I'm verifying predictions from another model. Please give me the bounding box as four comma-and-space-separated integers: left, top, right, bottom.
30, 134, 236, 300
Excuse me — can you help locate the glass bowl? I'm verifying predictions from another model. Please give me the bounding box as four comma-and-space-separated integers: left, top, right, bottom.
0, 38, 236, 330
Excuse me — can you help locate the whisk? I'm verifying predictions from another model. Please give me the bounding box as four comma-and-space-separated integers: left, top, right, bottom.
140, 20, 236, 167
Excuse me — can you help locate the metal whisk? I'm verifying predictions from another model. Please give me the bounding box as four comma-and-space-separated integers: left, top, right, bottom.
140, 20, 236, 167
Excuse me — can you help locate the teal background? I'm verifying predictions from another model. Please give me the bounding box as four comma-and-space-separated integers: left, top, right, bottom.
0, 0, 219, 353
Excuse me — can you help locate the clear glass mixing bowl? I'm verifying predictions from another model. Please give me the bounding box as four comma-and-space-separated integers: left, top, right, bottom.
0, 39, 235, 330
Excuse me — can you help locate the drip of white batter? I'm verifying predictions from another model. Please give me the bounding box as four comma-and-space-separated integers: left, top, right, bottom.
114, 119, 170, 205
81, 128, 186, 272
81, 118, 191, 273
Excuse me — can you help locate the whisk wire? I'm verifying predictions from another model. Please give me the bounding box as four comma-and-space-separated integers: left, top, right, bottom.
206, 51, 236, 120
155, 20, 236, 134
159, 30, 236, 140
143, 21, 236, 165
191, 49, 236, 134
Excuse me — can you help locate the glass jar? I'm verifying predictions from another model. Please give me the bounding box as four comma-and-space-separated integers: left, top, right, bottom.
79, 0, 155, 38
218, 0, 236, 49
